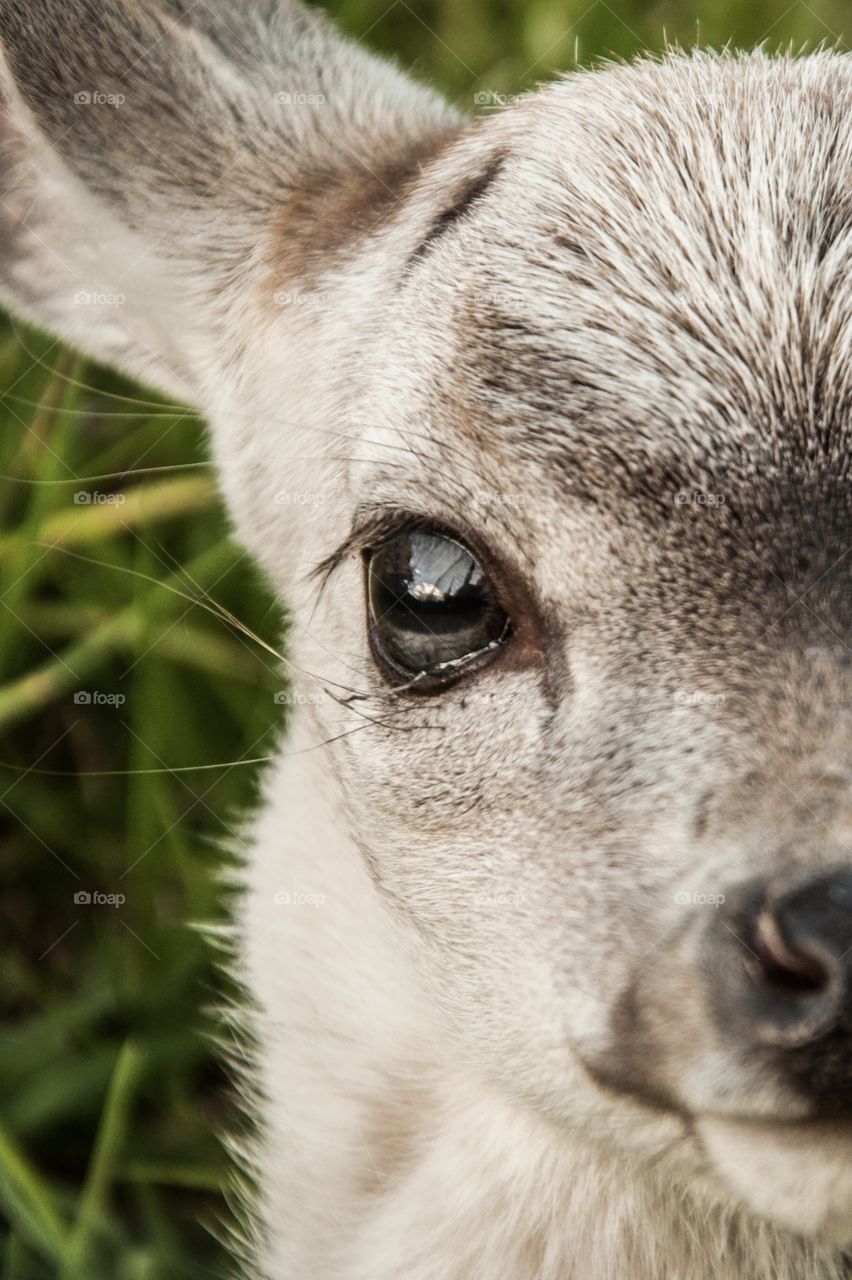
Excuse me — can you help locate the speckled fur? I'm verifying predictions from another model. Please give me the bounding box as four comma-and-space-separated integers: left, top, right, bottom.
2, 3, 852, 1276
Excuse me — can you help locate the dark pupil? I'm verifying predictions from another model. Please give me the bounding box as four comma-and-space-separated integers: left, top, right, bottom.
369, 531, 507, 676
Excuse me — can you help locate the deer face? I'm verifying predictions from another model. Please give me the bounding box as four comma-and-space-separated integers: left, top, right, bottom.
277, 56, 852, 1241
3, 2, 852, 1246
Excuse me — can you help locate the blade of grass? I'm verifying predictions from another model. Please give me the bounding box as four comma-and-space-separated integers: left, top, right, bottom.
8, 350, 82, 475
0, 475, 217, 563
117, 1163, 225, 1193
0, 609, 139, 734
0, 540, 240, 733
59, 1040, 142, 1280
0, 1121, 67, 1266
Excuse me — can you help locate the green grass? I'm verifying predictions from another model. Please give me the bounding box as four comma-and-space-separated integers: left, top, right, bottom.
0, 328, 281, 1278
2, 0, 852, 1276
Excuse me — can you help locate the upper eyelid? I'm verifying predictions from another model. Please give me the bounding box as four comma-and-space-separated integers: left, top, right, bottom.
308, 509, 534, 612
308, 509, 438, 588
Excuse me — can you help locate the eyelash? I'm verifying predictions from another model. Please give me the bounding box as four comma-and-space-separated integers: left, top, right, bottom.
312, 511, 451, 586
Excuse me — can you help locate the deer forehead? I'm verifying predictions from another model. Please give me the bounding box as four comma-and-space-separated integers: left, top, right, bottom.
351, 53, 852, 500
233, 55, 852, 545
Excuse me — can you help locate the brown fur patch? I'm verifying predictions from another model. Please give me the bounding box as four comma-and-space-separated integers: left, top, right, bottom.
356, 1075, 434, 1198
266, 124, 462, 292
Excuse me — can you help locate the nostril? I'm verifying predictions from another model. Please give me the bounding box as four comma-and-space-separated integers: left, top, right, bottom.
751, 910, 832, 996
707, 870, 852, 1071
730, 870, 852, 1049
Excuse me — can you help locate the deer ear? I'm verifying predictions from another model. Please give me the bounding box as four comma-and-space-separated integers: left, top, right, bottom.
0, 0, 459, 405
0, 52, 204, 402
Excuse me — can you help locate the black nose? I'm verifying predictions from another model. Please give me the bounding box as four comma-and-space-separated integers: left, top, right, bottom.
709, 871, 852, 1083
747, 871, 852, 1043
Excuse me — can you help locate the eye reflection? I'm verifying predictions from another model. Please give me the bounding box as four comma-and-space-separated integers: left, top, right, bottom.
367, 530, 509, 683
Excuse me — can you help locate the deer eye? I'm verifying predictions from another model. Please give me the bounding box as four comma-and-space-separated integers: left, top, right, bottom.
366, 530, 510, 687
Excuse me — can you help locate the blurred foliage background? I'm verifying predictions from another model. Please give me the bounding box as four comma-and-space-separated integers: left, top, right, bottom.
0, 0, 849, 1276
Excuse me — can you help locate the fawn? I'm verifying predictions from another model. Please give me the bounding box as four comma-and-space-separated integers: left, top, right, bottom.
3, 3, 852, 1276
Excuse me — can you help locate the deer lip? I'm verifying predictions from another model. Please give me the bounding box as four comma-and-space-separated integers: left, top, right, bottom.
695, 1112, 852, 1243
579, 1049, 852, 1240
576, 1049, 687, 1120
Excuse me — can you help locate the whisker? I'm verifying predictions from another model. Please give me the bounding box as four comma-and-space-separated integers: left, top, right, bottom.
142, 530, 291, 684
38, 544, 374, 701
280, 717, 435, 758
0, 756, 277, 777
319, 683, 423, 730
0, 707, 434, 779
5, 323, 188, 410
0, 461, 213, 484
0, 391, 196, 421
4, 335, 478, 474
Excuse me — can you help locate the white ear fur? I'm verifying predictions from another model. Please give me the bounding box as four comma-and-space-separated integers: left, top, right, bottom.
0, 55, 204, 402
0, 0, 458, 409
